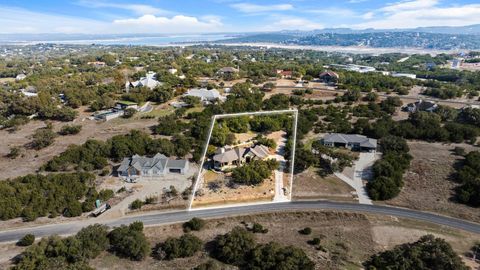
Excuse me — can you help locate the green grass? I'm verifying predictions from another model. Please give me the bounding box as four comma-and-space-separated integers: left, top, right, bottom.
185, 106, 204, 114
136, 107, 174, 119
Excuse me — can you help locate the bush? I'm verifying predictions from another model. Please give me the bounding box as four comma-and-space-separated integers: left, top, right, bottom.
108, 221, 150, 261
308, 237, 321, 246
245, 242, 315, 270
194, 260, 221, 270
299, 227, 312, 235
7, 146, 21, 159
59, 125, 82, 135
183, 217, 206, 232
154, 234, 203, 260
250, 223, 268, 234
17, 234, 35, 246
231, 159, 279, 186
31, 127, 57, 150
130, 199, 144, 210
75, 224, 109, 259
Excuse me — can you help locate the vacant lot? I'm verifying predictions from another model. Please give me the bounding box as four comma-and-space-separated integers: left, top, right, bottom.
292, 167, 356, 202
386, 141, 480, 223
0, 106, 157, 180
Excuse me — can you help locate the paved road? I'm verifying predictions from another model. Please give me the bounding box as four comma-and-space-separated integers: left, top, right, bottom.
1, 201, 480, 243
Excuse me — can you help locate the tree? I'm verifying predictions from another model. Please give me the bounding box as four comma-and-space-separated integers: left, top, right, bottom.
108, 222, 150, 261
364, 235, 468, 270
18, 234, 35, 246
245, 242, 315, 270
231, 160, 279, 186
123, 108, 136, 118
58, 125, 82, 135
212, 227, 256, 265
130, 199, 144, 210
75, 224, 109, 259
154, 234, 203, 260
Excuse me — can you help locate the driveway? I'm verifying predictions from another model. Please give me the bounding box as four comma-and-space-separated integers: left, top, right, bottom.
272, 134, 289, 202
335, 152, 379, 205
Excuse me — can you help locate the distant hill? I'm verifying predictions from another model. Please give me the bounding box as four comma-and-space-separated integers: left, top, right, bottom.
218, 26, 480, 50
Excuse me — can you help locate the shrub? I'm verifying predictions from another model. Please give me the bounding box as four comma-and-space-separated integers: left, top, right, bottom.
250, 223, 268, 234
183, 217, 206, 232
17, 234, 35, 246
308, 238, 321, 246
75, 224, 109, 259
59, 125, 82, 135
130, 199, 144, 210
231, 159, 279, 186
245, 242, 315, 270
7, 146, 21, 159
299, 227, 312, 235
31, 127, 57, 150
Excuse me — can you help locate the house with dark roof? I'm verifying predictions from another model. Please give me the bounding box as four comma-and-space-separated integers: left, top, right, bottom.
321, 133, 377, 152
319, 71, 339, 83
217, 67, 239, 75
212, 144, 271, 170
117, 153, 189, 181
403, 99, 438, 113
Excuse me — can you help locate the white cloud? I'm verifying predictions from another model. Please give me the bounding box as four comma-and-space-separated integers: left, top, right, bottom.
76, 1, 170, 15
113, 15, 223, 33
231, 3, 293, 13
264, 17, 324, 31
306, 8, 358, 17
355, 0, 480, 29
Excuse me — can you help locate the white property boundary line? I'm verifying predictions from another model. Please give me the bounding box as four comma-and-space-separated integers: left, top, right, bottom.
188, 109, 299, 210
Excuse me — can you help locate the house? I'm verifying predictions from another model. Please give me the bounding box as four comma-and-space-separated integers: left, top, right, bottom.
168, 68, 178, 75
94, 109, 124, 121
212, 144, 271, 170
403, 100, 438, 113
115, 101, 138, 110
117, 153, 189, 181
276, 70, 293, 79
217, 67, 239, 75
391, 73, 416, 79
184, 88, 225, 104
321, 133, 377, 152
126, 71, 162, 91
319, 71, 339, 83
20, 86, 37, 97
87, 61, 106, 68
15, 74, 27, 81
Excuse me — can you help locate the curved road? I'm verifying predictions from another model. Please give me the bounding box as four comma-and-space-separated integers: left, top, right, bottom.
1, 201, 480, 243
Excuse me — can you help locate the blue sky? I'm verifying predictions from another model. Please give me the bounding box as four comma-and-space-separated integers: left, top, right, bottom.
1, 0, 480, 34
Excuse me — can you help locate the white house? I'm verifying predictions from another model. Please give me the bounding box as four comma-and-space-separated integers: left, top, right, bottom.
184, 88, 226, 104
15, 74, 27, 81
126, 71, 162, 91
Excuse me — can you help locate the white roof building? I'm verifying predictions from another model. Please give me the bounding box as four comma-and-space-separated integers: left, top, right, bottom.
184, 88, 225, 102
126, 71, 162, 90
16, 74, 27, 81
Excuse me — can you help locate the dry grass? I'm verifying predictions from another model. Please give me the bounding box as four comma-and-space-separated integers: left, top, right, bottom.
385, 141, 480, 223
292, 167, 356, 201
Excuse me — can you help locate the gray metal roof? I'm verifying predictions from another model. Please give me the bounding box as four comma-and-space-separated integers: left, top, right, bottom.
323, 133, 377, 149
118, 153, 188, 173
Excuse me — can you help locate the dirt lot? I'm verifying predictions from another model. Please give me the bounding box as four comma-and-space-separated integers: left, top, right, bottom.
386, 141, 480, 223
0, 106, 158, 180
292, 167, 356, 202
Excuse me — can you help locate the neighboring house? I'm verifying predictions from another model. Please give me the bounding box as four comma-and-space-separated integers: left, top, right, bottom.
321, 133, 377, 152
403, 100, 438, 113
276, 70, 293, 79
168, 68, 178, 75
118, 153, 189, 181
114, 101, 138, 110
94, 109, 124, 121
20, 86, 37, 97
87, 61, 106, 68
15, 74, 27, 81
126, 71, 162, 91
184, 88, 225, 104
319, 71, 339, 83
213, 144, 271, 170
217, 67, 239, 75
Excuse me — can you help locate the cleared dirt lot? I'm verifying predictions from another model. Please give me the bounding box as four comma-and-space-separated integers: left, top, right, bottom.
1, 211, 474, 270
0, 107, 158, 180
386, 141, 480, 223
293, 167, 356, 202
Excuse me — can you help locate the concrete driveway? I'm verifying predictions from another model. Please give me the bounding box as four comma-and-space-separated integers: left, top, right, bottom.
335, 152, 379, 205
